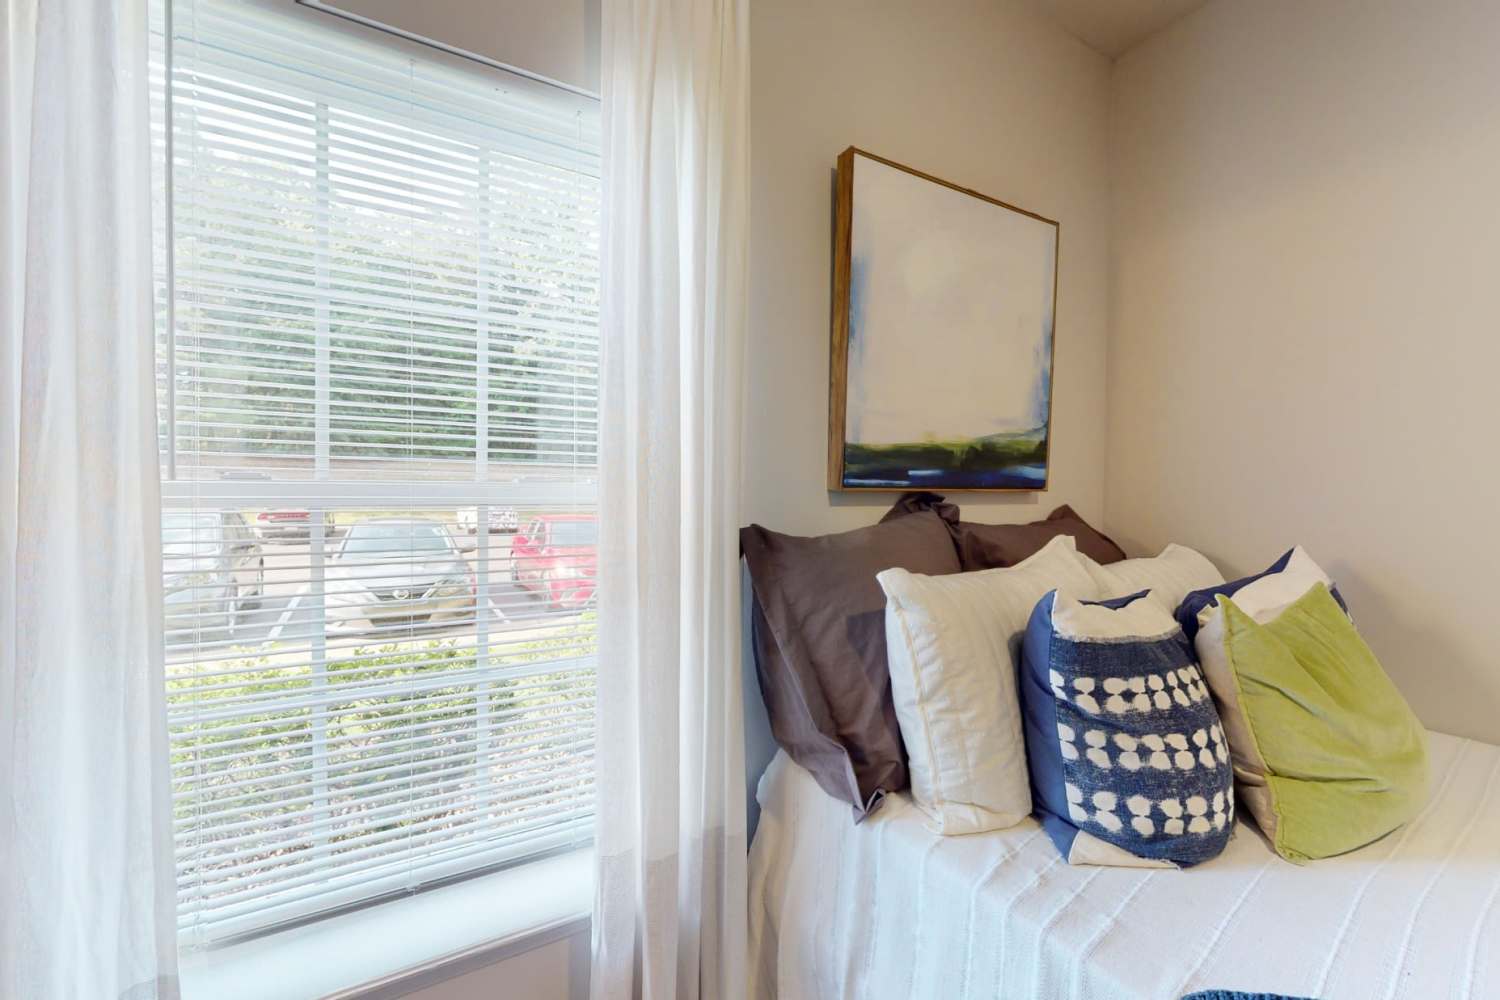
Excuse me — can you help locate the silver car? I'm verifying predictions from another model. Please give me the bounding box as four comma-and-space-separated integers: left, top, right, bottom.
324, 519, 477, 635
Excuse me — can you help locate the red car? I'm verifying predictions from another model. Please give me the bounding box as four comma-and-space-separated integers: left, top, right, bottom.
510, 514, 597, 610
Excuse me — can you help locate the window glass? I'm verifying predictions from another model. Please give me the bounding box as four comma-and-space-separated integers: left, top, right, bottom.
547, 520, 598, 547
152, 0, 600, 944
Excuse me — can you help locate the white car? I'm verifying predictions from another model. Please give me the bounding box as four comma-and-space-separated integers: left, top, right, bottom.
456, 506, 520, 534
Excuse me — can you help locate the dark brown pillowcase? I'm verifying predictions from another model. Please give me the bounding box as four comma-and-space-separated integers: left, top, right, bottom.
878, 490, 960, 528
740, 509, 961, 819
954, 504, 1126, 570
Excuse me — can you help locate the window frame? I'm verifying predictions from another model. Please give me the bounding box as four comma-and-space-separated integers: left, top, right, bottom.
154, 0, 602, 946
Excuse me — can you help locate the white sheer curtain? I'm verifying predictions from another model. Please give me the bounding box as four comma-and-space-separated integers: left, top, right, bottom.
1, 0, 179, 997
592, 0, 750, 997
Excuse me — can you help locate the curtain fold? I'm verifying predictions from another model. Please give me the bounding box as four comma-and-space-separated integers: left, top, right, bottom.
592, 0, 750, 997
1, 0, 179, 997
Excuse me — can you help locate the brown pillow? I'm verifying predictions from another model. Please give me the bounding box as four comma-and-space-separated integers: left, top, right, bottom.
878, 490, 960, 528
740, 509, 961, 818
954, 504, 1125, 570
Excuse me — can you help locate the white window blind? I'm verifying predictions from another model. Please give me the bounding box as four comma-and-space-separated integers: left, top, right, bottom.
151, 0, 600, 944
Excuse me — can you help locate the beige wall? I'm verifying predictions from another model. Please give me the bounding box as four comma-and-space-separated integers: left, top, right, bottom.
1106, 0, 1500, 741
744, 0, 1113, 537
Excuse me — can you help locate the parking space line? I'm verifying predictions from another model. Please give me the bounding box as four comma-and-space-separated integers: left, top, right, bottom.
265, 590, 307, 644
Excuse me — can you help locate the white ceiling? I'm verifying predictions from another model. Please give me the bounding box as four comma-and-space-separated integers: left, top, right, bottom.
1023, 0, 1210, 57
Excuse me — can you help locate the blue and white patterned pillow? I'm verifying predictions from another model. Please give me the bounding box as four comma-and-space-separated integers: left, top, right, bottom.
1020, 589, 1235, 867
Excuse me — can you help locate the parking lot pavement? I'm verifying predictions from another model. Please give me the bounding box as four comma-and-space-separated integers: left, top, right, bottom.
165, 531, 580, 663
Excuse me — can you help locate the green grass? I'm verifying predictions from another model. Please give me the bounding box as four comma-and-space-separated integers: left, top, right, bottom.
166, 616, 598, 870
843, 429, 1046, 478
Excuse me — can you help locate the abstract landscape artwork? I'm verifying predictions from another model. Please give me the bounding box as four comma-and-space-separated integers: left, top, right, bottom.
828, 147, 1059, 491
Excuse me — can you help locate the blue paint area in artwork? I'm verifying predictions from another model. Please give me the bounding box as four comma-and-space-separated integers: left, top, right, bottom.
848, 255, 868, 350
843, 460, 1047, 490
1030, 317, 1054, 429
844, 255, 869, 442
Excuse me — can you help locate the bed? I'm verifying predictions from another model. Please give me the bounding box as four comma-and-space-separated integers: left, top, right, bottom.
747, 730, 1500, 1000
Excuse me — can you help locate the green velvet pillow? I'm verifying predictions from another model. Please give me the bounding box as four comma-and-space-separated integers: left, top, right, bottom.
1219, 584, 1427, 862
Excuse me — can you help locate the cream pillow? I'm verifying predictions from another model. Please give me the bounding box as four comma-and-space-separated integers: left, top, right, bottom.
878, 535, 1099, 834
1079, 543, 1224, 615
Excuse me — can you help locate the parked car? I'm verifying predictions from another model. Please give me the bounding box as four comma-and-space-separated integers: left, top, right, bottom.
162, 509, 265, 640
324, 519, 477, 634
253, 508, 336, 541
510, 514, 597, 611
456, 506, 520, 535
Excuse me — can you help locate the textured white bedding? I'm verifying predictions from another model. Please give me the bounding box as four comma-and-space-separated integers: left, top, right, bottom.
748, 731, 1500, 1000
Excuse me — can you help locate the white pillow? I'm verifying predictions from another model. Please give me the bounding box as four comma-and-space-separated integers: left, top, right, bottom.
1194, 546, 1337, 633
877, 534, 1099, 835
1079, 543, 1224, 615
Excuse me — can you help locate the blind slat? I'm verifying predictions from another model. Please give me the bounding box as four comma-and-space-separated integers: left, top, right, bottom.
172, 747, 595, 861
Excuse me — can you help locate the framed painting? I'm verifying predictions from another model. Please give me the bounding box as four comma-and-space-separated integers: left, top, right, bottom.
828, 147, 1059, 492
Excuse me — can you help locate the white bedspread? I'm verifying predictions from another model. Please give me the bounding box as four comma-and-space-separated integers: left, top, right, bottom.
748, 731, 1500, 1000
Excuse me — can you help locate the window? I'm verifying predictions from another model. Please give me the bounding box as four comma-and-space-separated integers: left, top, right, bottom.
151, 0, 600, 945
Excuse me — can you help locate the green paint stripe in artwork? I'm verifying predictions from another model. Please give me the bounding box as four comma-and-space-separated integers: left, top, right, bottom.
844, 429, 1047, 476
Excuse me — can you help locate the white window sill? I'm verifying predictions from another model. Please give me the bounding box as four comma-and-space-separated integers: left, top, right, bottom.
180, 849, 593, 1000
